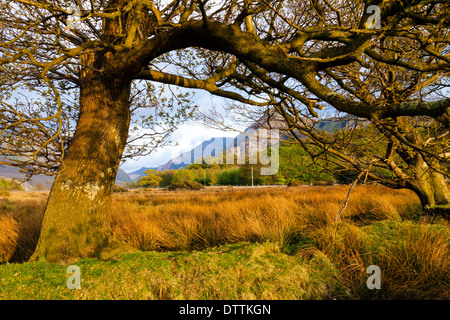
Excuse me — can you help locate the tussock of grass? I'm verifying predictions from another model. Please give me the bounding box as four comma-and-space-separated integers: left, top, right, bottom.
110, 185, 421, 252
0, 214, 19, 263
0, 196, 46, 262
1, 185, 448, 299
0, 242, 349, 300
308, 221, 450, 299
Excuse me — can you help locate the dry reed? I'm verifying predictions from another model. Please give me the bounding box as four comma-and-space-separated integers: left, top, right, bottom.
2, 184, 448, 299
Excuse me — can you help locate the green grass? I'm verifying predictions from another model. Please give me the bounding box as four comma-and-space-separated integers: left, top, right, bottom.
1, 220, 449, 300
0, 242, 349, 300
308, 220, 450, 299
431, 204, 450, 209
1, 187, 448, 300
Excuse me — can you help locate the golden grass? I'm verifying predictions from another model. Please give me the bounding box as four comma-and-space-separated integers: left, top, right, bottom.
2, 184, 448, 299
308, 221, 450, 299
110, 185, 421, 252
0, 214, 19, 263
0, 185, 422, 260
0, 193, 46, 262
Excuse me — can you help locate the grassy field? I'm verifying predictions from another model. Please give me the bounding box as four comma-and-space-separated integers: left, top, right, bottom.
0, 185, 449, 299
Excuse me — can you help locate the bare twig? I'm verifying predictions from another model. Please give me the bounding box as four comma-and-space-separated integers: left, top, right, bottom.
335, 172, 363, 222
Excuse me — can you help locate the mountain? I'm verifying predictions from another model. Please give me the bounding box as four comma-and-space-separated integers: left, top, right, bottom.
115, 168, 133, 185
129, 118, 285, 180
156, 137, 234, 172
129, 131, 280, 180
0, 165, 54, 190
127, 167, 158, 181
0, 165, 133, 190
127, 113, 366, 181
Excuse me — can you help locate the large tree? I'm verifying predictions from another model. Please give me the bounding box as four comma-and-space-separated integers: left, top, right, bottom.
1, 0, 449, 262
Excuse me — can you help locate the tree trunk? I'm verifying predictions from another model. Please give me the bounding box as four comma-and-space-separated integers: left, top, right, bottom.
30, 74, 132, 263
409, 155, 450, 208
413, 172, 450, 208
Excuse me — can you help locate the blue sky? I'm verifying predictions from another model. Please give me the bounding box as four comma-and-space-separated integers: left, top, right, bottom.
120, 123, 238, 173
120, 90, 242, 173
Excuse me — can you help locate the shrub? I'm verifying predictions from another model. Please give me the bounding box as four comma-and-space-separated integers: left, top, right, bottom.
184, 180, 204, 190
0, 190, 10, 197
112, 184, 128, 193
168, 181, 204, 191
167, 182, 190, 191
0, 178, 24, 191
287, 179, 302, 187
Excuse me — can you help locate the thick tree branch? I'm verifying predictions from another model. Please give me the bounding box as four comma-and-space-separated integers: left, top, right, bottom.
136, 69, 274, 106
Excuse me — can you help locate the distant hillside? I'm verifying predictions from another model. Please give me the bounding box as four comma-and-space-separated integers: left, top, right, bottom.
0, 165, 54, 190
128, 167, 158, 181
0, 165, 132, 190
115, 168, 133, 185
127, 114, 365, 181
156, 137, 234, 172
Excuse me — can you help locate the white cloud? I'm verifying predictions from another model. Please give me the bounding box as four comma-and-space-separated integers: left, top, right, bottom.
121, 123, 238, 173
121, 85, 248, 173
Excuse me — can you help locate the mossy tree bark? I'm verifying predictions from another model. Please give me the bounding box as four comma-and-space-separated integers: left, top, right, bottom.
410, 157, 450, 208
30, 54, 132, 263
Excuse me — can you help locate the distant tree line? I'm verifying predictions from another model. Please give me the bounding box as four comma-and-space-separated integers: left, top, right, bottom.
127, 142, 366, 189
0, 178, 24, 191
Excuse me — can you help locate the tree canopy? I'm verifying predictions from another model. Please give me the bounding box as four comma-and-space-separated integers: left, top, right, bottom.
1, 0, 449, 262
